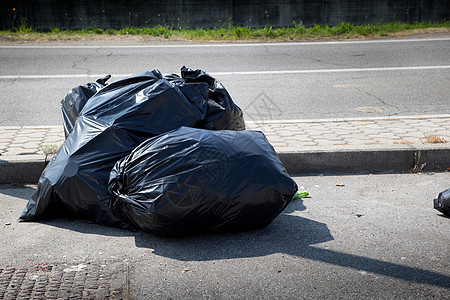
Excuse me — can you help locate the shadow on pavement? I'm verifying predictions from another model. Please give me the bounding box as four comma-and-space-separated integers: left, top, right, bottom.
0, 184, 36, 200
136, 204, 333, 260
40, 218, 136, 238
437, 214, 450, 219
5, 189, 450, 290
134, 199, 450, 290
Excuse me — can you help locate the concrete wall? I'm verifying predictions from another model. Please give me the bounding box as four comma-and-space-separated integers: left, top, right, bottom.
1, 0, 449, 30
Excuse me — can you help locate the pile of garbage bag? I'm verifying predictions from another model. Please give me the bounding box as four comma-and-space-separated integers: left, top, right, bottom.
20, 67, 297, 235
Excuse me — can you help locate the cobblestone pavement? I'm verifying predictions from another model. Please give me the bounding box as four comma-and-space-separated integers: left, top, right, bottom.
0, 261, 129, 300
0, 114, 449, 157
246, 114, 450, 152
0, 126, 64, 156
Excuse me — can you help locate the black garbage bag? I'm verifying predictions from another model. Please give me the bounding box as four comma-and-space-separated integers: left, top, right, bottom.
20, 70, 210, 226
108, 127, 298, 236
434, 188, 450, 217
60, 66, 244, 138
61, 75, 111, 138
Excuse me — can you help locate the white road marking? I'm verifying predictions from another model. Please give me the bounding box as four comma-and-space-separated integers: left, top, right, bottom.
1, 65, 449, 80
0, 38, 449, 49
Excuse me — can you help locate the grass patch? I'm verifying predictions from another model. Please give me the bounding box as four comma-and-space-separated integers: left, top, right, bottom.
41, 143, 61, 164
1, 21, 449, 41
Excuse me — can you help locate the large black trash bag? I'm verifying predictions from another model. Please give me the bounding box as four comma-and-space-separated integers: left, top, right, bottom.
108, 127, 298, 236
180, 66, 245, 131
434, 188, 450, 217
61, 75, 111, 138
20, 70, 210, 226
60, 67, 245, 137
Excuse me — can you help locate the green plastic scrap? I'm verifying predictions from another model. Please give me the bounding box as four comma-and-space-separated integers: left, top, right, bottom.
292, 191, 309, 199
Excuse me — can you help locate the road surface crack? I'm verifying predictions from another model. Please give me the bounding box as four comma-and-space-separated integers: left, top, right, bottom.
364, 91, 402, 114
0, 78, 17, 91
71, 56, 91, 76
95, 47, 113, 57
269, 48, 360, 70
312, 57, 359, 69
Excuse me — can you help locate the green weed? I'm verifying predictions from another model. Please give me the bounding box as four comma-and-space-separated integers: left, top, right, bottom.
1, 21, 449, 41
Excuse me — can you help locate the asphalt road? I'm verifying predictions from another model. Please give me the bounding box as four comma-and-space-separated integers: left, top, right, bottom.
0, 33, 449, 126
1, 173, 449, 299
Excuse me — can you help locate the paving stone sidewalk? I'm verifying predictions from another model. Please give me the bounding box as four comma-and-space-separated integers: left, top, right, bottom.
246, 114, 450, 152
0, 114, 449, 157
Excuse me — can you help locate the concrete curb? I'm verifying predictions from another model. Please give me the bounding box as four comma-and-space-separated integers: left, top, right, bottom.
0, 155, 48, 184
1, 148, 449, 184
279, 148, 450, 175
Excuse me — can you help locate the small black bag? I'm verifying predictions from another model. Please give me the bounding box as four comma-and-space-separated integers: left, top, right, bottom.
434, 188, 450, 217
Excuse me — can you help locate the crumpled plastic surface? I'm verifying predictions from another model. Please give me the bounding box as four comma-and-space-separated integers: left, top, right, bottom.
180, 67, 244, 131
61, 75, 111, 138
20, 67, 245, 227
108, 127, 298, 236
434, 188, 450, 217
